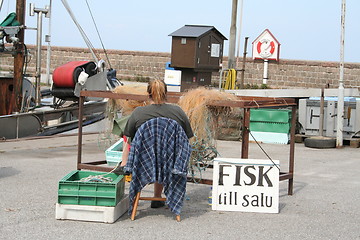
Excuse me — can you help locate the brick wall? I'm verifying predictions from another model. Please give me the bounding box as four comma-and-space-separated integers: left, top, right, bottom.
1, 45, 359, 89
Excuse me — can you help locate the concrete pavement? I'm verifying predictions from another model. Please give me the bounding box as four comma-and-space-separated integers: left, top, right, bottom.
0, 134, 359, 240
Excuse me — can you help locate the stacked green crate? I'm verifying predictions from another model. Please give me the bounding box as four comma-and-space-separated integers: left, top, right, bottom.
250, 109, 292, 144
58, 170, 125, 207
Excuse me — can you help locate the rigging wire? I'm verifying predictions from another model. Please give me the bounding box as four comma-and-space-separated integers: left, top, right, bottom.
61, 0, 100, 62
85, 0, 112, 69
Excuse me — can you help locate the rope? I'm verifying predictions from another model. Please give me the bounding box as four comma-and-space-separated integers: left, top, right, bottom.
78, 161, 123, 183
250, 99, 260, 108
246, 127, 281, 171
222, 69, 237, 90
79, 174, 113, 183
85, 0, 112, 69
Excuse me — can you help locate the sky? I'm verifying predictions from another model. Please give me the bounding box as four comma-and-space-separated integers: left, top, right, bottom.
1, 0, 360, 63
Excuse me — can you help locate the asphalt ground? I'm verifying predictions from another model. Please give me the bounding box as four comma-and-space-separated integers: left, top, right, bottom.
0, 134, 359, 240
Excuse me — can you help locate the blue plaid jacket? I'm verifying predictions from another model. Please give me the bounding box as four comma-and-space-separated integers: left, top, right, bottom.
124, 117, 192, 215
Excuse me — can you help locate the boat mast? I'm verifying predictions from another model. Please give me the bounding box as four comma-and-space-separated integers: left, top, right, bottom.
11, 0, 25, 114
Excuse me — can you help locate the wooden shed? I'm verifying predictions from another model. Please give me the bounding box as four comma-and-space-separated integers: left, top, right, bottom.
169, 25, 227, 70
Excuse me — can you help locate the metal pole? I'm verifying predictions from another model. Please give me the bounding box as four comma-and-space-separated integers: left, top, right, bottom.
228, 0, 238, 69
46, 0, 52, 85
319, 87, 324, 136
239, 36, 249, 89
336, 0, 346, 147
77, 95, 84, 170
235, 0, 244, 68
263, 59, 269, 84
31, 4, 49, 106
35, 11, 43, 106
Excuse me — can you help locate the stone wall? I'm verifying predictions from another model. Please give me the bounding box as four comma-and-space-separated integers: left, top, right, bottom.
1, 45, 359, 89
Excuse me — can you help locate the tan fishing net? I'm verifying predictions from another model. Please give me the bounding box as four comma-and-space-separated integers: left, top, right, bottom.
111, 84, 149, 115
107, 85, 238, 181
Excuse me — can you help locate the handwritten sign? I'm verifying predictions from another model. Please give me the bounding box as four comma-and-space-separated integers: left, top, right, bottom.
212, 158, 280, 213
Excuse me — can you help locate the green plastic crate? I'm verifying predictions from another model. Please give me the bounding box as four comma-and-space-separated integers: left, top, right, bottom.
250, 109, 291, 134
58, 170, 125, 207
250, 109, 291, 123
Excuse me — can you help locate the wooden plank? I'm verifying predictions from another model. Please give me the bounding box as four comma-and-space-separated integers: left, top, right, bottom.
80, 90, 148, 100
80, 91, 296, 109
139, 197, 167, 201
279, 172, 293, 181
78, 163, 113, 172
85, 160, 107, 165
207, 99, 296, 108
241, 108, 250, 158
80, 90, 181, 103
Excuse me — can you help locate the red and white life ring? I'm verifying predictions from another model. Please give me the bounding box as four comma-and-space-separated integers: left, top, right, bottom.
256, 40, 275, 55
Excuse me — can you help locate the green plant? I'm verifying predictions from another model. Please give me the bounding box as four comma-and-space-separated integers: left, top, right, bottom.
260, 84, 270, 89
134, 75, 150, 83
243, 83, 270, 89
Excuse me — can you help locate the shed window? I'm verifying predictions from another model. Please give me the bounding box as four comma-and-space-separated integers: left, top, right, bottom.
211, 44, 220, 57
181, 38, 186, 44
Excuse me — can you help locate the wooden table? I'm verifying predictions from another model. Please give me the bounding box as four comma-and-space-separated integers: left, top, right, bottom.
76, 90, 297, 195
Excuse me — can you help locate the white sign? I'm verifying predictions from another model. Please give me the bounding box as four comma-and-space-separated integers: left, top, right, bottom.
252, 29, 280, 61
211, 43, 220, 57
212, 158, 280, 213
164, 69, 181, 92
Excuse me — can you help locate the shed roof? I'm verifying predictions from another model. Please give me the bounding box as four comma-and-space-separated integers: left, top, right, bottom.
169, 25, 227, 40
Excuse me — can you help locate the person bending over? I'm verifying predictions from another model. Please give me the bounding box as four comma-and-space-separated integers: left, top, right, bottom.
118, 79, 193, 208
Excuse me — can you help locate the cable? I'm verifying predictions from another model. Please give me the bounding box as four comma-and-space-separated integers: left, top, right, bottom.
246, 127, 281, 171
223, 69, 237, 90
22, 43, 29, 76
85, 0, 111, 69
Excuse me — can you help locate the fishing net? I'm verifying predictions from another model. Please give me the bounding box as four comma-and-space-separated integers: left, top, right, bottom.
111, 84, 149, 115
103, 85, 238, 181
99, 84, 149, 150
178, 88, 238, 181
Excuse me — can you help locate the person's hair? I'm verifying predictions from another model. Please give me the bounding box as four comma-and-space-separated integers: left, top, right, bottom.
147, 79, 167, 104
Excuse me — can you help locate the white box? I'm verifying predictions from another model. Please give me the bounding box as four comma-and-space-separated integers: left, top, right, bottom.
55, 195, 129, 223
164, 69, 181, 92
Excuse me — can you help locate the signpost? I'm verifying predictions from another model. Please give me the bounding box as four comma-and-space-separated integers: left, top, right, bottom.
212, 158, 280, 213
252, 29, 280, 85
337, 0, 346, 147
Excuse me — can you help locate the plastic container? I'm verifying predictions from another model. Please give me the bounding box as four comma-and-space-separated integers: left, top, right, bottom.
56, 194, 129, 223
58, 170, 125, 207
250, 122, 290, 133
105, 139, 123, 166
250, 109, 291, 123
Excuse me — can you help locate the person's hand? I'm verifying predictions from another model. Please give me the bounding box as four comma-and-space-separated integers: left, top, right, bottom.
113, 165, 130, 175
